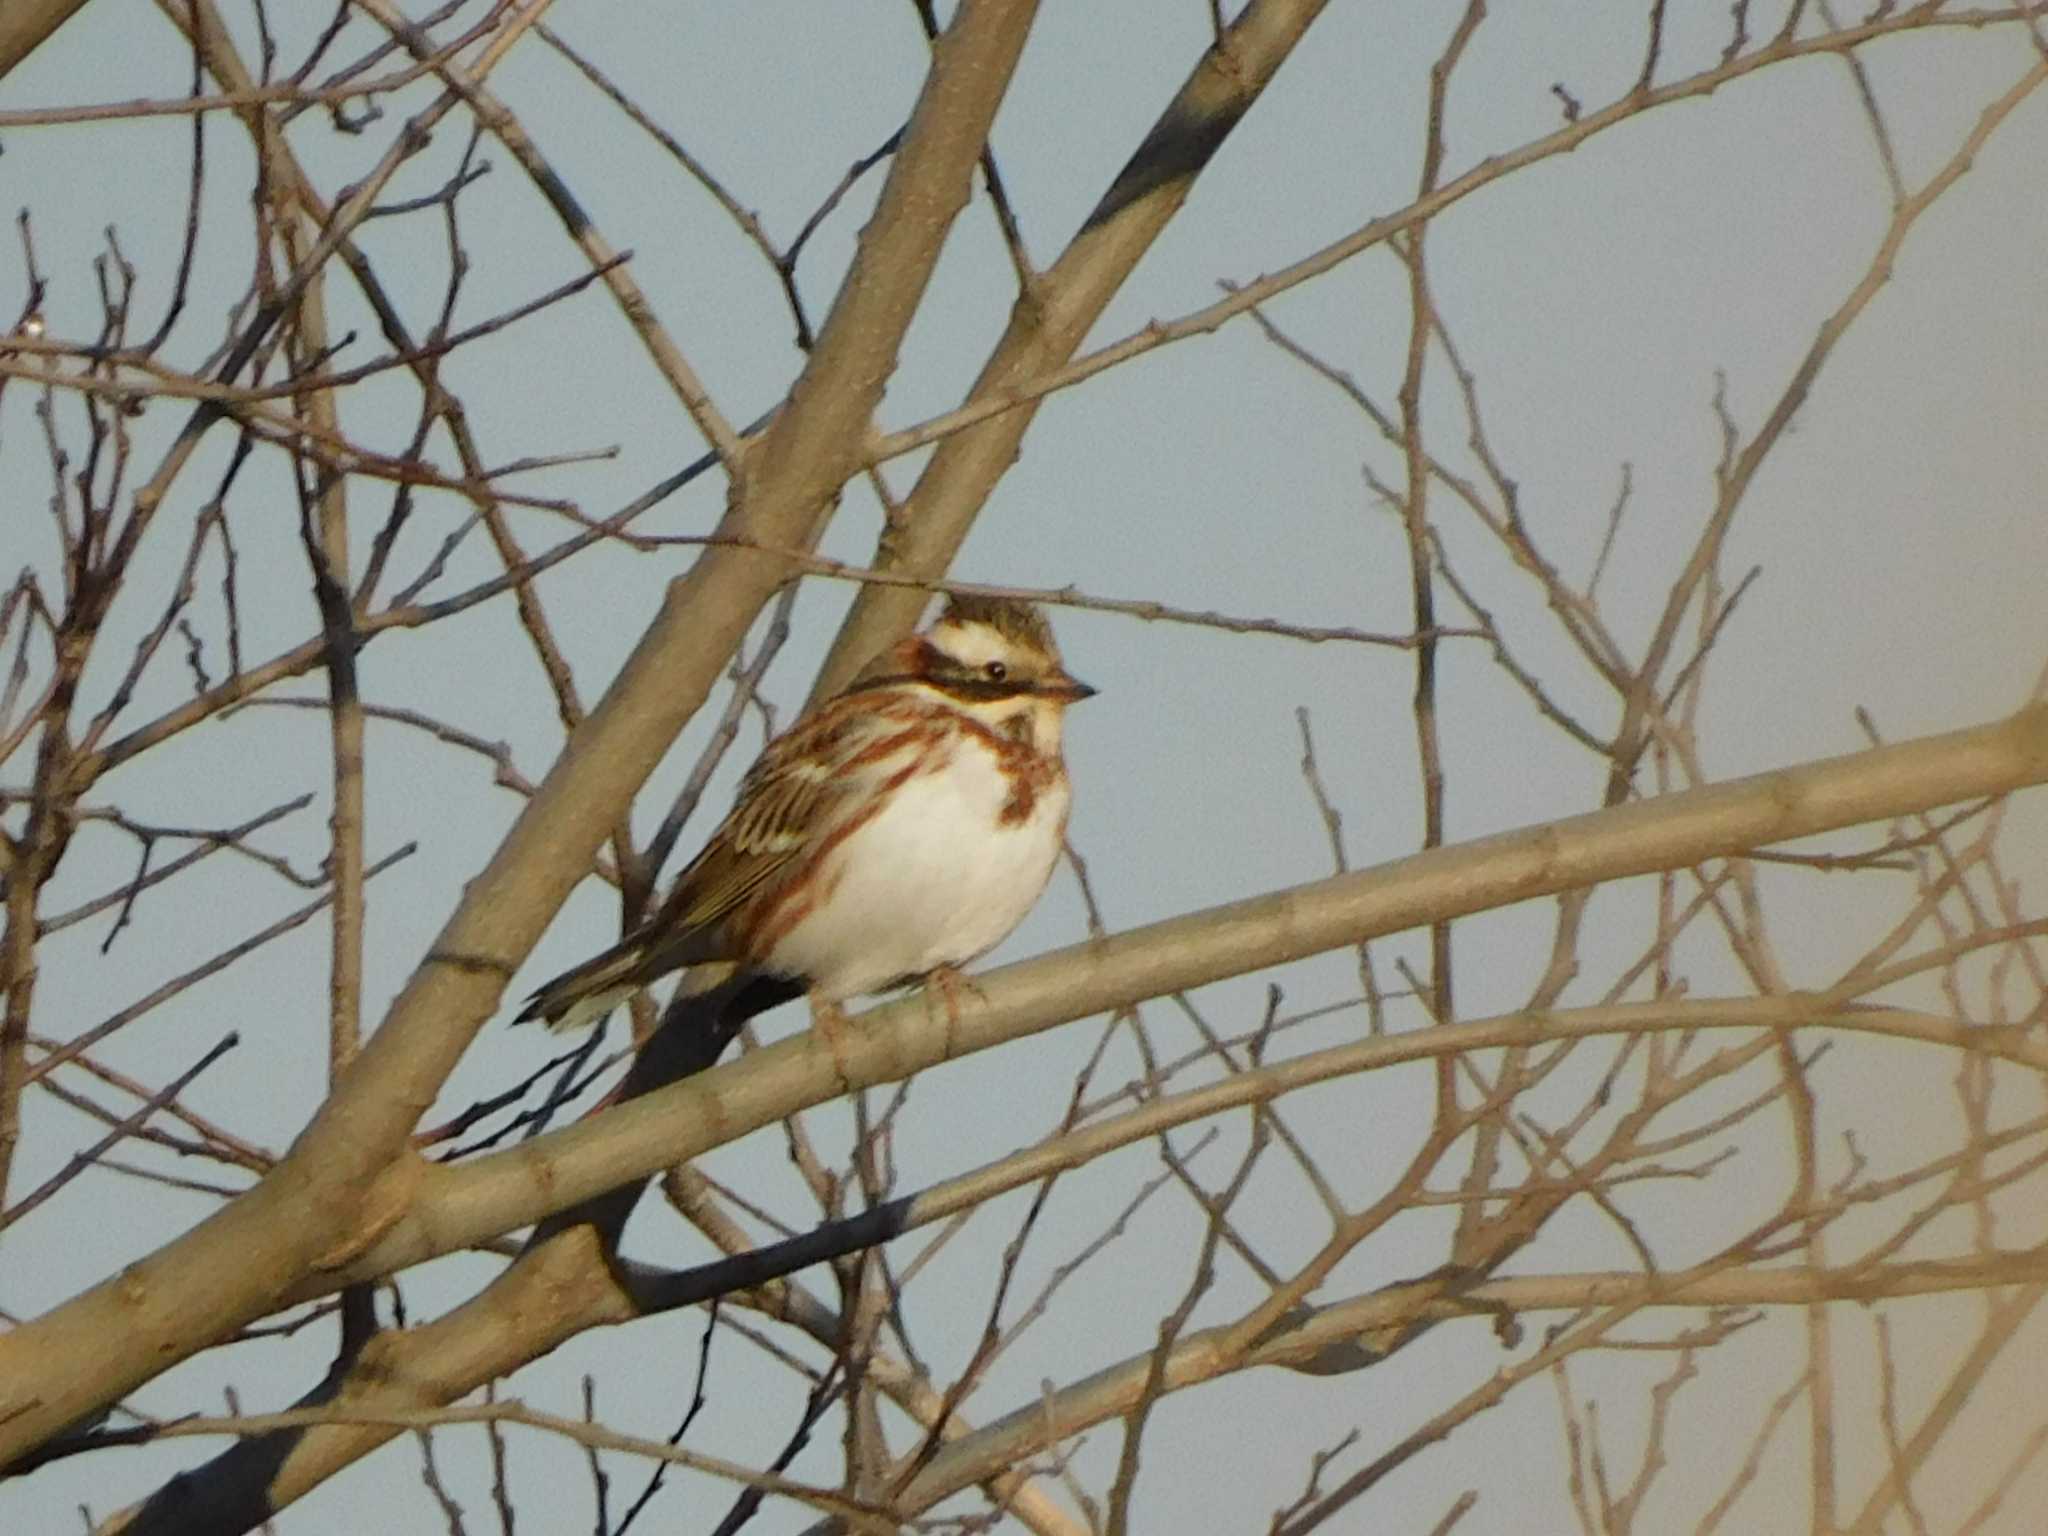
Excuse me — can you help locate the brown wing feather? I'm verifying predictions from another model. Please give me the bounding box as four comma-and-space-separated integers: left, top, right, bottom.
653, 701, 871, 936
517, 685, 931, 1026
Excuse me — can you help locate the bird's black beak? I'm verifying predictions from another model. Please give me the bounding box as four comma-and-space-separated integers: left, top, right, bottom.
1041, 671, 1097, 703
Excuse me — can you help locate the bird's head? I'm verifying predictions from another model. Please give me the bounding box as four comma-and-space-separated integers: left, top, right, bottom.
854, 594, 1095, 750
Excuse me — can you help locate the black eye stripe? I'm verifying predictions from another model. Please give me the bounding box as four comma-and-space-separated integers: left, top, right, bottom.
928, 677, 1038, 703
842, 670, 1038, 703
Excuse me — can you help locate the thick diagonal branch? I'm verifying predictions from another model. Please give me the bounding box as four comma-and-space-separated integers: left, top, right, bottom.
0, 0, 1041, 1470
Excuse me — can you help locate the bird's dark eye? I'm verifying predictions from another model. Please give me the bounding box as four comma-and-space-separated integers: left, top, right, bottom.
984, 660, 1008, 681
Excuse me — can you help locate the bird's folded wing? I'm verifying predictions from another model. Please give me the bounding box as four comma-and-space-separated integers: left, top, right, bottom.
658, 704, 871, 933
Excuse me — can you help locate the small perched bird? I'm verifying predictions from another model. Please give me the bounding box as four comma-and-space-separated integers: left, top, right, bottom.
515, 594, 1095, 1044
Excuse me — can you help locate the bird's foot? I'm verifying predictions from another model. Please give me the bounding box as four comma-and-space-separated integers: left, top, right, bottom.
921, 965, 986, 1052
811, 997, 856, 1092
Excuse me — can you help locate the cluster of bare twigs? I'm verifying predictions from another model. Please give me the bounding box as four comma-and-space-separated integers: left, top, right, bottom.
2, 3, 2047, 1535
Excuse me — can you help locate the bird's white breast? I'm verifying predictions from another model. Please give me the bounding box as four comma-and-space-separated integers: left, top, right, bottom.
766, 736, 1069, 1001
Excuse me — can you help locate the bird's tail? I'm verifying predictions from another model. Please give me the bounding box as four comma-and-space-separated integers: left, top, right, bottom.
515, 909, 742, 1032
512, 939, 656, 1031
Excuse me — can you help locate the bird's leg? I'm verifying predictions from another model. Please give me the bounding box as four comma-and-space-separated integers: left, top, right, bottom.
920, 965, 987, 1052
810, 995, 856, 1091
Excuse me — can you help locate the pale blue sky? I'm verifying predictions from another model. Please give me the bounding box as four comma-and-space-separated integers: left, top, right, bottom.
5, 3, 2047, 1531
